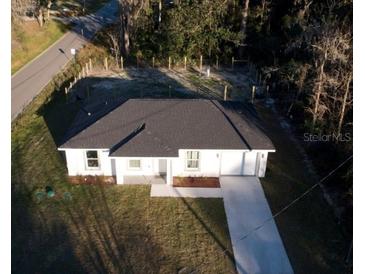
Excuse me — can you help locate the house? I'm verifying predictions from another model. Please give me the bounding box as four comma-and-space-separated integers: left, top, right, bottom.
58, 99, 275, 185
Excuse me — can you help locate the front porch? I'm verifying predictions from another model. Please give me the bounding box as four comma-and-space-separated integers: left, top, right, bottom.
123, 175, 166, 185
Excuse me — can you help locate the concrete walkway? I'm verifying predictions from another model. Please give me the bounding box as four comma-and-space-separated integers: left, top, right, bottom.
220, 176, 293, 274
150, 185, 222, 198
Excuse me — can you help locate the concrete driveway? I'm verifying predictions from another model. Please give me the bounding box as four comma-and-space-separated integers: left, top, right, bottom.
220, 176, 293, 274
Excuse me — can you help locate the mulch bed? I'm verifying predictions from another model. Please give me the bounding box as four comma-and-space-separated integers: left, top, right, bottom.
173, 177, 220, 188
68, 175, 116, 185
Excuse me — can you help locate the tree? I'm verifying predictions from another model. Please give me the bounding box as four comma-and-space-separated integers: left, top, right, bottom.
118, 0, 149, 56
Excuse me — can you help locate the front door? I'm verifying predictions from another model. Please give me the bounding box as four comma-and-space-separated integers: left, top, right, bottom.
158, 159, 167, 175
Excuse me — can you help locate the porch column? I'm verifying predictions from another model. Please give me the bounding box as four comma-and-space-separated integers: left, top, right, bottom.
166, 159, 172, 185
115, 158, 124, 184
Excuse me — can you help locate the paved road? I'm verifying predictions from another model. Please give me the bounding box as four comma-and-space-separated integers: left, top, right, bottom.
11, 0, 119, 120
220, 176, 293, 274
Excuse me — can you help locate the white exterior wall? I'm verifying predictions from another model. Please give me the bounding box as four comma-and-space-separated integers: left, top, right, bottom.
63, 149, 113, 176
172, 149, 271, 178
256, 151, 269, 177
172, 150, 222, 177
61, 148, 272, 182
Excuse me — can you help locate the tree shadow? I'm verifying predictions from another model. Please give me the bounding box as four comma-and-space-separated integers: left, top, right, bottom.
179, 196, 237, 271
11, 147, 86, 274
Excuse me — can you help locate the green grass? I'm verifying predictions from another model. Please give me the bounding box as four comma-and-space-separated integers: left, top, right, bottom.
11, 20, 69, 74
256, 104, 349, 274
11, 64, 236, 273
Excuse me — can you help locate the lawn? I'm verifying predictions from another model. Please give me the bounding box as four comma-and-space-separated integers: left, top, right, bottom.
256, 103, 350, 274
11, 20, 69, 74
11, 68, 236, 273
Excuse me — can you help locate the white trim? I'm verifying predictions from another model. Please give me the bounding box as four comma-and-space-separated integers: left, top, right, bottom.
58, 148, 276, 153
58, 148, 109, 151
109, 156, 178, 159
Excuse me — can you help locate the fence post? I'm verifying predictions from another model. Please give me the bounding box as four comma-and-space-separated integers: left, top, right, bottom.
207, 66, 210, 78
251, 85, 256, 103
184, 56, 187, 70
168, 56, 171, 70
104, 57, 108, 71
152, 56, 155, 68
121, 57, 124, 70
224, 85, 228, 101
231, 57, 234, 69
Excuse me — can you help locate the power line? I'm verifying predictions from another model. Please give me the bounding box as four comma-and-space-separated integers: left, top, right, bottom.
239, 154, 353, 241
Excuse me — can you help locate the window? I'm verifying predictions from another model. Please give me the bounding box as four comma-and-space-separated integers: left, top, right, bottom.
186, 151, 200, 170
128, 159, 141, 169
85, 150, 99, 169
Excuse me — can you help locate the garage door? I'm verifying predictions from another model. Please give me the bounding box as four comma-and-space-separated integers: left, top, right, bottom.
242, 151, 257, 175
220, 151, 244, 175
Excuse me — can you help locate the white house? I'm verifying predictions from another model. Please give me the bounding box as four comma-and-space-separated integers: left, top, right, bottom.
58, 99, 275, 185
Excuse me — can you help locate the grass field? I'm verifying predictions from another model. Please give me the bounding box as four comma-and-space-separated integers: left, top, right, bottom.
11, 20, 69, 74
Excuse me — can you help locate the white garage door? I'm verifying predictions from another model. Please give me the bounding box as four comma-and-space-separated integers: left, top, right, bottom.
220, 151, 244, 175
242, 151, 257, 175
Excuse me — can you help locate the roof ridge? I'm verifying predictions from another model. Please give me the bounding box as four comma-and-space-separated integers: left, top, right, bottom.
209, 100, 252, 150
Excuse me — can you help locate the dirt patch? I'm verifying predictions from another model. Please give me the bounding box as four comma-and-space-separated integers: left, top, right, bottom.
173, 177, 220, 188
67, 66, 256, 106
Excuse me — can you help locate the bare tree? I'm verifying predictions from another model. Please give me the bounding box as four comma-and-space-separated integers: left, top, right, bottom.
47, 0, 52, 20
119, 0, 149, 57
308, 22, 351, 129
106, 26, 121, 65
337, 73, 352, 137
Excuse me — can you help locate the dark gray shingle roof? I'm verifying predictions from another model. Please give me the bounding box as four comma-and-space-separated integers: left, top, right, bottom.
59, 99, 275, 157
